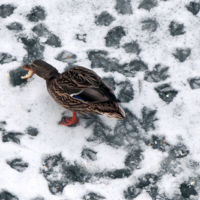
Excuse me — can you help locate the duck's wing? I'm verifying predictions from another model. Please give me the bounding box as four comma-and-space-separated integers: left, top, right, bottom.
57, 66, 120, 103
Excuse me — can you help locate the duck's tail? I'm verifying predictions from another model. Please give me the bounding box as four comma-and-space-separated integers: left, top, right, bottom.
102, 105, 125, 120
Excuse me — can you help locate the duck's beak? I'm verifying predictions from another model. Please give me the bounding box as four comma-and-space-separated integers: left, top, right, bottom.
21, 64, 34, 79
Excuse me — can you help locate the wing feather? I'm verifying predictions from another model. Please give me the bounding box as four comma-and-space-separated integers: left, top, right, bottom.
57, 66, 120, 103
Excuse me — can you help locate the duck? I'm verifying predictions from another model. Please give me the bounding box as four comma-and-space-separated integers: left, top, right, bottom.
21, 60, 125, 126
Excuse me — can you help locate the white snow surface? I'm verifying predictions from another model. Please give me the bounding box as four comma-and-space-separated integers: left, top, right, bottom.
0, 0, 200, 199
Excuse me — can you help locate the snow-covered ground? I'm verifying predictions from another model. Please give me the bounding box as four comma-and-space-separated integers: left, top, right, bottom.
1, 0, 200, 199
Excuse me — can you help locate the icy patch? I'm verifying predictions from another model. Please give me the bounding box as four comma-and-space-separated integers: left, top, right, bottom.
27, 6, 46, 22
0, 4, 16, 18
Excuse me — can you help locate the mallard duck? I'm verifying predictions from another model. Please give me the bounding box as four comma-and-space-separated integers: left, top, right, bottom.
21, 60, 125, 126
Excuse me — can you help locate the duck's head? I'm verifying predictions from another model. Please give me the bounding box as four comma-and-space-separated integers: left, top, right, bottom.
21, 60, 59, 80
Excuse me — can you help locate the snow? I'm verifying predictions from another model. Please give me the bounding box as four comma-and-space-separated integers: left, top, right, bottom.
1, 0, 200, 199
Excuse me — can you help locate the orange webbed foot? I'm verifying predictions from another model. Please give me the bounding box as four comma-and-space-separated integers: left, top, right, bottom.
59, 112, 78, 126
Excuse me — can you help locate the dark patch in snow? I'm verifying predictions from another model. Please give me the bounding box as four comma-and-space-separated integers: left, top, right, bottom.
173, 48, 191, 62
42, 154, 91, 194
88, 119, 114, 144
141, 19, 158, 32
84, 108, 156, 149
105, 26, 126, 48
128, 60, 148, 72
6, 22, 23, 31
27, 6, 46, 22
0, 53, 16, 64
138, 0, 158, 11
81, 114, 100, 129
188, 77, 200, 89
123, 42, 141, 54
88, 50, 120, 72
119, 59, 148, 77
84, 109, 141, 147
160, 156, 181, 177
76, 34, 87, 43
113, 108, 141, 146
186, 2, 200, 15
158, 144, 190, 177
81, 148, 97, 161
95, 11, 115, 26
25, 126, 39, 136
7, 158, 29, 172
125, 150, 143, 170
83, 192, 105, 200
123, 174, 159, 199
0, 4, 16, 18
32, 24, 50, 37
96, 168, 132, 179
31, 197, 45, 200
124, 186, 142, 199
146, 185, 158, 199
145, 135, 169, 152
180, 183, 197, 198
169, 21, 185, 36
55, 50, 77, 63
0, 121, 6, 131
48, 181, 65, 195
115, 0, 133, 15
155, 83, 178, 103
45, 34, 61, 47
117, 80, 134, 103
136, 173, 159, 189
32, 24, 61, 47
140, 107, 157, 132
9, 67, 27, 86
21, 37, 44, 63
0, 190, 18, 200
42, 153, 133, 194
2, 131, 23, 144
144, 64, 169, 83
170, 144, 189, 158
81, 107, 156, 151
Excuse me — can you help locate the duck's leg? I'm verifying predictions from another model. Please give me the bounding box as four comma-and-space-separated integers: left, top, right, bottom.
59, 112, 78, 126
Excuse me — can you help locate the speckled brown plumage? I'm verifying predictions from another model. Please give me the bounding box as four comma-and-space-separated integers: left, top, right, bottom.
22, 60, 125, 125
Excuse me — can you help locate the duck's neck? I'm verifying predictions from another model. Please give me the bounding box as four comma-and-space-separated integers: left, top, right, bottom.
44, 72, 60, 81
